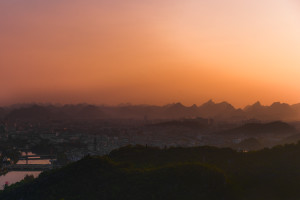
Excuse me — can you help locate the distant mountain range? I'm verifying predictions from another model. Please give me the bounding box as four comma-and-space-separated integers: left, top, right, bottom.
216, 121, 298, 137
1, 100, 300, 121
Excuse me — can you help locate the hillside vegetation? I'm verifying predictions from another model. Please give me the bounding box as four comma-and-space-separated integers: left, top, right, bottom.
3, 143, 300, 199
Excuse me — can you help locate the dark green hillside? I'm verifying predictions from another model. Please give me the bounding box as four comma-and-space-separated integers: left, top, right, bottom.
4, 143, 300, 199
0, 156, 235, 200
110, 144, 300, 200
109, 145, 237, 168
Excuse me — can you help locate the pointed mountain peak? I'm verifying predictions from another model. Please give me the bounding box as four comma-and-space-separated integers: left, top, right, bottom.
190, 104, 198, 108
218, 101, 234, 109
244, 101, 263, 111
172, 102, 185, 108
270, 102, 284, 107
253, 101, 262, 106
219, 101, 231, 105
270, 102, 290, 109
202, 99, 215, 106
164, 102, 185, 109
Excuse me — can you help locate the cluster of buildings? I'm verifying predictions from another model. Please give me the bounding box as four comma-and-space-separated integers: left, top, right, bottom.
0, 119, 219, 162
0, 117, 273, 164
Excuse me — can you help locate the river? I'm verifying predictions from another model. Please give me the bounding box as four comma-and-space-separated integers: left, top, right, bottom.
0, 152, 50, 190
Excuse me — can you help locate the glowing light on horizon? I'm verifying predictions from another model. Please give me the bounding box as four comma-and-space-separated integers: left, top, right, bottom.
0, 0, 299, 107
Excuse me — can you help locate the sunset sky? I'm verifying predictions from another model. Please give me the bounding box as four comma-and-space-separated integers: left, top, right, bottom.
1, 0, 300, 108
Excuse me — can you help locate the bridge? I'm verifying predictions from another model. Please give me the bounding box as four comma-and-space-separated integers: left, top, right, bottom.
19, 155, 56, 160
7, 164, 53, 171
9, 149, 58, 171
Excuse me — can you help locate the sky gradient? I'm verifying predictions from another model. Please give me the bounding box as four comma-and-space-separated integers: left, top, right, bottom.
1, 0, 300, 108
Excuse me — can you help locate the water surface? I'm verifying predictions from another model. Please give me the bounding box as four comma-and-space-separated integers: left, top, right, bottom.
0, 171, 41, 190
0, 152, 49, 190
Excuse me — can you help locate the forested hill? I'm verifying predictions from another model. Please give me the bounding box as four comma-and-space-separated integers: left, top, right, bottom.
0, 156, 235, 200
3, 143, 300, 199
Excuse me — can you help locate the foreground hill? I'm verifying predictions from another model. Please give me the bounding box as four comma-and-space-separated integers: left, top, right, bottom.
0, 156, 234, 200
4, 143, 300, 199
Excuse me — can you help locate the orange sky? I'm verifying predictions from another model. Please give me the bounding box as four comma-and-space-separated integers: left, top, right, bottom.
1, 0, 300, 108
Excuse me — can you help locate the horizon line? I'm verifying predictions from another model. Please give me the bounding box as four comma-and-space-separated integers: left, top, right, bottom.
1, 100, 299, 110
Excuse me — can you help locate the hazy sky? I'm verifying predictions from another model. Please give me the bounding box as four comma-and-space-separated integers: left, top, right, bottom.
1, 0, 300, 107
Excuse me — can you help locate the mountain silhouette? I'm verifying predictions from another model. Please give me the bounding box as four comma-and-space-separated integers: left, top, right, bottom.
244, 101, 297, 121
198, 100, 244, 120
2, 100, 300, 121
217, 121, 297, 137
